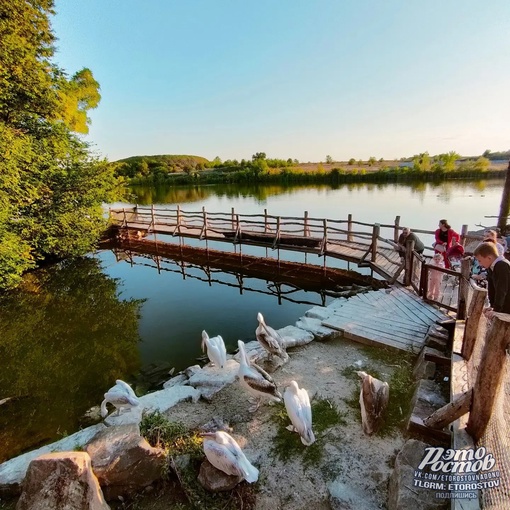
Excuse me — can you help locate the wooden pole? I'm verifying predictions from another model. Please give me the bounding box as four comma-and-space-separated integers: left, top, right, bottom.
404, 239, 414, 286
460, 224, 468, 246
394, 215, 400, 243
202, 206, 208, 250
461, 285, 488, 360
371, 223, 380, 263
457, 257, 471, 320
347, 214, 353, 242
304, 211, 309, 237
231, 207, 235, 230
423, 390, 472, 430
151, 204, 156, 237
264, 209, 268, 233
467, 314, 510, 441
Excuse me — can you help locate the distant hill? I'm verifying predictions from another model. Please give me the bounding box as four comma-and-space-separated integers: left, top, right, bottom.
113, 154, 210, 178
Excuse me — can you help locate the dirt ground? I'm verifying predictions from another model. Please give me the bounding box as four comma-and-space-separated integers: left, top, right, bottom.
127, 337, 408, 510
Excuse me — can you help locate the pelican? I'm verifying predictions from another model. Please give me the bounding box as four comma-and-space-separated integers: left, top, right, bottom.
100, 379, 140, 418
201, 330, 227, 369
237, 340, 282, 412
356, 371, 389, 435
202, 430, 259, 483
255, 312, 289, 361
284, 381, 315, 446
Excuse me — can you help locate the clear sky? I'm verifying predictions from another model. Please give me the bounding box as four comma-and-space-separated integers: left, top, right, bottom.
52, 0, 510, 163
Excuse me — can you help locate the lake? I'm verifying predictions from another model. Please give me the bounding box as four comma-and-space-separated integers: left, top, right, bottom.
0, 178, 504, 462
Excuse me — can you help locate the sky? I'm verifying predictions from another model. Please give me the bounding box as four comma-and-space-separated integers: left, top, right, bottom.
52, 0, 510, 163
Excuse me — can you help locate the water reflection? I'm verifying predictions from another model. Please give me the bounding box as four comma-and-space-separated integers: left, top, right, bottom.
0, 258, 143, 462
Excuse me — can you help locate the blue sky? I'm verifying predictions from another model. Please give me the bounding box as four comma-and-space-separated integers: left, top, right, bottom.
52, 0, 510, 163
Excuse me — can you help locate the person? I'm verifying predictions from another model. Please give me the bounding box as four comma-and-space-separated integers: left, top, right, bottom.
396, 227, 425, 259
433, 219, 460, 269
473, 242, 510, 317
483, 229, 505, 257
446, 237, 465, 270
470, 256, 488, 288
428, 252, 445, 301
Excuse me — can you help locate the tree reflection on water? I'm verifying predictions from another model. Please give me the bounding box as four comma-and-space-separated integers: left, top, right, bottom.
0, 258, 143, 462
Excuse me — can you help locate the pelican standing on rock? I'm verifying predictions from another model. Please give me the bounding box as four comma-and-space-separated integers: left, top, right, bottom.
201, 330, 227, 369
202, 430, 259, 483
100, 379, 140, 418
237, 340, 282, 412
255, 312, 289, 361
356, 371, 389, 435
284, 381, 315, 446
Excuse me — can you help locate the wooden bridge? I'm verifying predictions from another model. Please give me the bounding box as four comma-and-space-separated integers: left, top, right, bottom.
108, 205, 487, 353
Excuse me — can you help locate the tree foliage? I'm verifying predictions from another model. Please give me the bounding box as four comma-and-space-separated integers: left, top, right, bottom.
0, 0, 116, 290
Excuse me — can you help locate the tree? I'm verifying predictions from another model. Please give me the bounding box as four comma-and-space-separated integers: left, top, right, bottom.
413, 152, 431, 172
0, 0, 116, 290
368, 157, 376, 166
498, 160, 510, 233
326, 155, 333, 164
252, 152, 266, 161
348, 158, 356, 165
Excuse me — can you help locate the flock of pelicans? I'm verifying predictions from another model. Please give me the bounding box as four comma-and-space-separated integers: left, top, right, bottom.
100, 312, 389, 484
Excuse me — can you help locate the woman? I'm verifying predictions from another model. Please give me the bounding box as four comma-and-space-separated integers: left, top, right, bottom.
434, 219, 460, 269
483, 229, 505, 257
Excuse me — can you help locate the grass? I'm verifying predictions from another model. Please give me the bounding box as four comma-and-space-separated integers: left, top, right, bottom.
342, 346, 416, 436
137, 410, 256, 510
270, 396, 347, 470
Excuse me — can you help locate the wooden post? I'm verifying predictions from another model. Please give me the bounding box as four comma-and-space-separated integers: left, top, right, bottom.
151, 204, 156, 234
264, 209, 269, 233
456, 257, 471, 319
202, 206, 208, 249
347, 214, 353, 242
394, 215, 401, 243
231, 207, 235, 230
323, 219, 328, 271
304, 211, 309, 237
122, 208, 127, 227
461, 285, 487, 360
371, 223, 380, 263
423, 390, 472, 429
176, 205, 181, 234
460, 224, 468, 246
404, 239, 414, 286
272, 216, 281, 250
467, 315, 510, 441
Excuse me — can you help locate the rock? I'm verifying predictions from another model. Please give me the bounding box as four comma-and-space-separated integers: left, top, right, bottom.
186, 359, 239, 401
277, 325, 314, 348
0, 424, 106, 497
388, 439, 448, 510
304, 306, 332, 321
162, 374, 188, 388
295, 316, 340, 341
104, 385, 201, 426
85, 424, 166, 501
197, 459, 242, 492
328, 480, 379, 510
184, 365, 202, 378
199, 418, 233, 434
233, 341, 266, 363
16, 452, 109, 510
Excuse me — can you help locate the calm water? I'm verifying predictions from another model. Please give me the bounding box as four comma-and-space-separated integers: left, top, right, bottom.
0, 179, 504, 462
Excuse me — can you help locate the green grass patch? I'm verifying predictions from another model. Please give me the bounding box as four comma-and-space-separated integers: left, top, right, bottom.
271, 396, 347, 470
342, 347, 416, 436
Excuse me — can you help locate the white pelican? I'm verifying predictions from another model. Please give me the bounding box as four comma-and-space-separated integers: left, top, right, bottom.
283, 381, 315, 446
356, 371, 389, 435
201, 330, 227, 369
100, 379, 140, 418
237, 340, 282, 412
255, 312, 289, 361
202, 430, 259, 483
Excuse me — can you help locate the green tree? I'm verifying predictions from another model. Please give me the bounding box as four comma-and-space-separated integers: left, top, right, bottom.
348, 158, 356, 165
413, 152, 431, 172
0, 0, 116, 289
326, 155, 333, 164
252, 152, 266, 161
368, 157, 376, 166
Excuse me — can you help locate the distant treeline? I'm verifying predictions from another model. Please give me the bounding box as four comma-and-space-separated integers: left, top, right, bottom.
112, 151, 507, 186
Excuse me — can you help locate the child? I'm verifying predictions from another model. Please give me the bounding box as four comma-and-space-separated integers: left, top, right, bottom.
428, 252, 445, 301
474, 242, 510, 317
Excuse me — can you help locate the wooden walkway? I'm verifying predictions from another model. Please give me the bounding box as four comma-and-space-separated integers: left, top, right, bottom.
322, 287, 449, 352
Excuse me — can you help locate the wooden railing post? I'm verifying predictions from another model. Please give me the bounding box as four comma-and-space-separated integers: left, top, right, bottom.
394, 215, 401, 243
460, 224, 468, 246
371, 223, 380, 263
272, 216, 281, 250
404, 239, 414, 286
231, 207, 235, 230
201, 206, 208, 241
122, 208, 127, 227
347, 214, 353, 242
264, 209, 269, 233
304, 211, 309, 237
467, 314, 510, 441
457, 257, 471, 319
461, 285, 487, 360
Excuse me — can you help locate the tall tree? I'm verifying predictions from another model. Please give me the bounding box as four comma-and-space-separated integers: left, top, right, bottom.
0, 0, 117, 290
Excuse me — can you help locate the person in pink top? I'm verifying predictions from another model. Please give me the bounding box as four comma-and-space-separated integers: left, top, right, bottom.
434, 219, 460, 269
